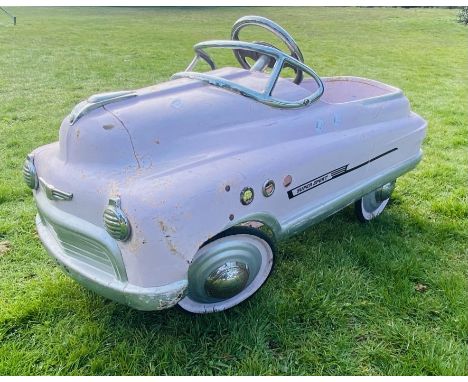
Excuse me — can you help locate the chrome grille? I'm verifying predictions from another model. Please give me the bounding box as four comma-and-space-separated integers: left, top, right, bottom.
42, 215, 116, 277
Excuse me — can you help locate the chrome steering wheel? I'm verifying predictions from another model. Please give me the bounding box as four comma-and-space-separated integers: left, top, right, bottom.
231, 15, 304, 85
172, 16, 324, 109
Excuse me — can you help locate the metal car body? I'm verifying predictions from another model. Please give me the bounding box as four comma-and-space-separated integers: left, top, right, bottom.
24, 16, 427, 313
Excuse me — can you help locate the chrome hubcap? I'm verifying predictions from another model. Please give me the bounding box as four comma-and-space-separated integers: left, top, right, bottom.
178, 231, 274, 313
359, 180, 396, 221
363, 181, 396, 212
375, 181, 396, 203
183, 235, 267, 304
205, 261, 250, 299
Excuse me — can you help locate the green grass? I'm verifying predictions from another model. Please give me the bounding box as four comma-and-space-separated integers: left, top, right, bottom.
0, 7, 467, 376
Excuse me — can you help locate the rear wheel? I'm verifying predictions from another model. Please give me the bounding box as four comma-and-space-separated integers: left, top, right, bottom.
178, 226, 275, 314
355, 180, 396, 222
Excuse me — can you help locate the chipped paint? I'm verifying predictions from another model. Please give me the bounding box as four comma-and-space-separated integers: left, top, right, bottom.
315, 119, 324, 133
158, 220, 173, 234
333, 113, 342, 127
156, 219, 186, 259
123, 219, 145, 255
171, 98, 183, 109
241, 220, 264, 229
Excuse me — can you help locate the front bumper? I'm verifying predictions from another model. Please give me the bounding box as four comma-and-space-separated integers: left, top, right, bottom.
35, 200, 187, 311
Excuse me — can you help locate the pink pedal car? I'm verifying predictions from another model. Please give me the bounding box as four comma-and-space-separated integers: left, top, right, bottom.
23, 16, 427, 313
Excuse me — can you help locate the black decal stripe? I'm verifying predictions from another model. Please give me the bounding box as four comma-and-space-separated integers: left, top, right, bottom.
345, 147, 398, 173
287, 148, 398, 199
287, 171, 336, 199
331, 166, 348, 176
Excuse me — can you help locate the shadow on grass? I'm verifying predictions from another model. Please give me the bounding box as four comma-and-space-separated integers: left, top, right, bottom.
1, 199, 466, 376
7, 199, 460, 332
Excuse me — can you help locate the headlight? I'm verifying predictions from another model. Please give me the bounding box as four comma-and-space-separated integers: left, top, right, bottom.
103, 197, 131, 241
23, 155, 38, 190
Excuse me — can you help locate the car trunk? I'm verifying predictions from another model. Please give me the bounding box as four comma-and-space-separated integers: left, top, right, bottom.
301, 76, 402, 104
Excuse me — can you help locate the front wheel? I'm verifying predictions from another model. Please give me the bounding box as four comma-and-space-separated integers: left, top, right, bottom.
178, 226, 275, 314
355, 180, 396, 222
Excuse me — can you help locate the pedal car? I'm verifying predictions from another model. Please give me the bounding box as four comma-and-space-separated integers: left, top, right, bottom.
24, 16, 427, 313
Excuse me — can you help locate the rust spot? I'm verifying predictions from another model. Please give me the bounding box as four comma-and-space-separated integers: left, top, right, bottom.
159, 220, 169, 233
167, 239, 180, 256
157, 220, 185, 259
103, 124, 115, 130
158, 220, 176, 234
241, 221, 264, 229
123, 219, 144, 255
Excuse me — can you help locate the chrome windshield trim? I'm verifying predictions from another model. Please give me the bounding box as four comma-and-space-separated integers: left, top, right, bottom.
173, 40, 324, 109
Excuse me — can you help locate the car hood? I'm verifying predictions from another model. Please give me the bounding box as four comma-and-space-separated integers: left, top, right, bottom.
60, 67, 315, 174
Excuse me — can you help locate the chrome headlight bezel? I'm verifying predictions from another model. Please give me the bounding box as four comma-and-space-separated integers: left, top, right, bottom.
103, 197, 131, 241
23, 155, 38, 190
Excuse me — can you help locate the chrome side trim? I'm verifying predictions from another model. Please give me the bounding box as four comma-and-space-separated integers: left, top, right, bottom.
39, 177, 73, 201
69, 90, 137, 125
172, 40, 324, 109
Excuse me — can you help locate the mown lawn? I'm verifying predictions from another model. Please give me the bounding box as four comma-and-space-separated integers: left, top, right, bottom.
0, 7, 467, 376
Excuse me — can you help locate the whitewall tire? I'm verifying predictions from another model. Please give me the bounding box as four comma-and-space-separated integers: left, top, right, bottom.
178, 226, 275, 314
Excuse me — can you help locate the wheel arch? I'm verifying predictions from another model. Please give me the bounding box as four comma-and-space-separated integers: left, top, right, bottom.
199, 224, 278, 256
195, 212, 282, 252
179, 223, 277, 313
223, 212, 283, 241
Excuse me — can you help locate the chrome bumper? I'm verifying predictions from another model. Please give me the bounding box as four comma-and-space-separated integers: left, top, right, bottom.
35, 196, 187, 311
